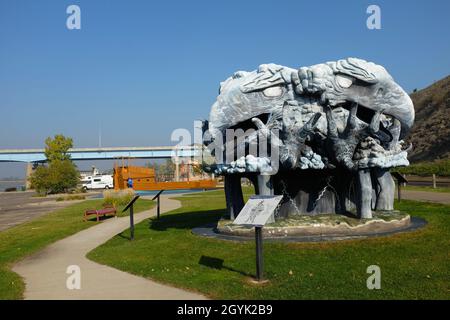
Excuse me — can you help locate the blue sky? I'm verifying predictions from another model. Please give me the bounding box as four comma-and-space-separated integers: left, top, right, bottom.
0, 0, 449, 177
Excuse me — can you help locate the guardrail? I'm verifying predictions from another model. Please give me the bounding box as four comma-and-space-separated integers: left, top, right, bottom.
403, 175, 450, 188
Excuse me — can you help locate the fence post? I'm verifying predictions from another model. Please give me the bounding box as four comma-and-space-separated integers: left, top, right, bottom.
432, 174, 437, 189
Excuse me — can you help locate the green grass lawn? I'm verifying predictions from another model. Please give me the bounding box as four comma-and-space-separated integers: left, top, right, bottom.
403, 185, 450, 193
88, 190, 450, 299
0, 198, 154, 300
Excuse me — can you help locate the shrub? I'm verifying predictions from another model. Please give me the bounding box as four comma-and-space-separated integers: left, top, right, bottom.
103, 189, 135, 208
30, 160, 79, 195
56, 195, 86, 202
68, 186, 87, 194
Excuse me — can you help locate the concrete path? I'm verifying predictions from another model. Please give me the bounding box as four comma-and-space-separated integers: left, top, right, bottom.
398, 190, 450, 204
13, 195, 206, 300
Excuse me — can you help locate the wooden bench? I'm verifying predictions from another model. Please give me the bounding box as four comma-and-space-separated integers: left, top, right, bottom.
84, 205, 117, 222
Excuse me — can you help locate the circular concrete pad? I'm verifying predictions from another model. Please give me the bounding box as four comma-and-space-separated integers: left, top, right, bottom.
192, 215, 427, 243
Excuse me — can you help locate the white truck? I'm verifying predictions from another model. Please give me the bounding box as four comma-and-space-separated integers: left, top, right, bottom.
81, 175, 114, 190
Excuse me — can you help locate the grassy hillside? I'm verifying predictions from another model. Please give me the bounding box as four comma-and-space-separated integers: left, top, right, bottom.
408, 75, 450, 162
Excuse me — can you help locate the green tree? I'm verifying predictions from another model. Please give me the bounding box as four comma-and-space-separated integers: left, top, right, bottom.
146, 161, 159, 172
161, 159, 175, 178
192, 162, 203, 176
146, 159, 175, 180
30, 166, 51, 194
30, 135, 79, 195
44, 134, 73, 162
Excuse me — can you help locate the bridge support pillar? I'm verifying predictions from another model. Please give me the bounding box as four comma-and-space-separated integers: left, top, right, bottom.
25, 162, 34, 190
174, 157, 180, 182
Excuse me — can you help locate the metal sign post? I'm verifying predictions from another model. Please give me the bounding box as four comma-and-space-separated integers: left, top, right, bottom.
255, 226, 264, 281
233, 195, 283, 282
122, 195, 140, 241
157, 196, 160, 219
151, 190, 165, 220
392, 172, 408, 202
129, 205, 134, 240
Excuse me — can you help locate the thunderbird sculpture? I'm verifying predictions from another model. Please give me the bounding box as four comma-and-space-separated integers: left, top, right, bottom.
202, 58, 414, 220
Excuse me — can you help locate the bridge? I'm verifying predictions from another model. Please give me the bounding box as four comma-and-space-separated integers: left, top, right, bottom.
0, 146, 203, 189
0, 146, 200, 163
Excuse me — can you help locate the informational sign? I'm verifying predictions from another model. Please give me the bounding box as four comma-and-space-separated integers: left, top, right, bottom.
151, 190, 165, 201
233, 195, 283, 227
122, 195, 140, 213
151, 190, 165, 219
122, 195, 140, 241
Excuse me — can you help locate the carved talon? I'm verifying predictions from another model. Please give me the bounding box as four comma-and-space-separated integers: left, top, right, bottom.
369, 110, 382, 134
302, 112, 322, 135
325, 104, 366, 172
251, 117, 282, 147
387, 118, 401, 149
252, 117, 268, 134
347, 102, 359, 131
326, 106, 338, 139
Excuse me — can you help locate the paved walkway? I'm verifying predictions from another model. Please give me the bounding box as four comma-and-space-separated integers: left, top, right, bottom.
12, 195, 206, 300
398, 190, 450, 204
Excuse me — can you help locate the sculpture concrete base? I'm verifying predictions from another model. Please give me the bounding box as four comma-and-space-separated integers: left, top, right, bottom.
216, 211, 411, 238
